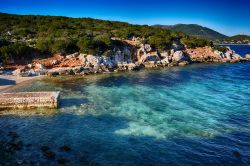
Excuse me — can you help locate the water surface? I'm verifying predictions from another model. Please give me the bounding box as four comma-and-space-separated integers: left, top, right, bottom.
0, 62, 250, 165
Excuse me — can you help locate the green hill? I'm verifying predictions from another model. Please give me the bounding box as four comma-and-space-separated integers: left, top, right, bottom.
154, 24, 227, 40
0, 13, 211, 63
221, 35, 250, 44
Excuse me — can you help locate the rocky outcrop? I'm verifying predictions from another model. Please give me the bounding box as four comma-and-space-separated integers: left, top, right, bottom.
12, 69, 22, 76
113, 47, 133, 65
139, 53, 160, 63
5, 40, 249, 78
171, 51, 189, 63
137, 44, 152, 56
186, 46, 244, 63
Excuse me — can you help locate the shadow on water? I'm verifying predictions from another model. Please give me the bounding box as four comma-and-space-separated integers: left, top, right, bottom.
0, 78, 16, 86
0, 113, 249, 165
60, 98, 89, 108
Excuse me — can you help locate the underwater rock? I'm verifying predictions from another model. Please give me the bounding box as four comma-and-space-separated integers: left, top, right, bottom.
57, 157, 69, 164
43, 150, 56, 160
233, 150, 241, 159
60, 145, 71, 152
8, 131, 18, 138
41, 145, 56, 159
41, 145, 50, 152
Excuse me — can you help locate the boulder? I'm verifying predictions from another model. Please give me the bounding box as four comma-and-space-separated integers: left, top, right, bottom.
224, 51, 232, 60
52, 60, 59, 65
172, 51, 188, 63
214, 50, 224, 58
34, 63, 45, 70
170, 49, 175, 56
245, 54, 250, 59
103, 57, 114, 69
86, 55, 102, 68
78, 54, 87, 63
67, 69, 76, 75
12, 69, 21, 76
47, 70, 60, 77
140, 54, 160, 63
114, 49, 124, 64
27, 64, 32, 68
21, 69, 38, 77
137, 44, 152, 56
144, 44, 152, 52
127, 63, 138, 71
66, 52, 79, 59
231, 54, 242, 60
80, 68, 90, 75
0, 63, 3, 70
113, 47, 133, 65
160, 57, 170, 65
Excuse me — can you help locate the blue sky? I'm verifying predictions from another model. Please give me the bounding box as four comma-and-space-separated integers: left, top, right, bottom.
0, 0, 250, 36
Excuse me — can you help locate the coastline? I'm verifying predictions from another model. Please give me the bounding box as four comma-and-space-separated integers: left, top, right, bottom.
216, 44, 250, 46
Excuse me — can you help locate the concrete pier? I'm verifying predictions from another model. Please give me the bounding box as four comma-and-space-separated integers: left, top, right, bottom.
0, 91, 60, 109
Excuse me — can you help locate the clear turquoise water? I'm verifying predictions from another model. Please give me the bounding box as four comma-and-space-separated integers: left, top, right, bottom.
0, 62, 250, 165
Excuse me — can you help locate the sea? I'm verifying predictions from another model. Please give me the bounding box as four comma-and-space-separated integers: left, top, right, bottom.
0, 45, 250, 165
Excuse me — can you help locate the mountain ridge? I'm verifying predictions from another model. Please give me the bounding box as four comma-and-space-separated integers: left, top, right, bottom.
154, 24, 227, 40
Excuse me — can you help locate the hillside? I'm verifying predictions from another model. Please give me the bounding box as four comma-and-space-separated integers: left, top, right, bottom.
0, 13, 211, 64
220, 35, 250, 44
154, 24, 227, 40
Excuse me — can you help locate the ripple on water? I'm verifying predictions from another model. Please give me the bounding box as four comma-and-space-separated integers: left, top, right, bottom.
1, 63, 250, 165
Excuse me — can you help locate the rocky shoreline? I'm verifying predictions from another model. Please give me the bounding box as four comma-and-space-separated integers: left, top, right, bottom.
1, 40, 250, 78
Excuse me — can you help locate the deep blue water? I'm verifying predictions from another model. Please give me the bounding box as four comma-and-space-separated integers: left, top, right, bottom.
0, 46, 250, 165
219, 44, 250, 57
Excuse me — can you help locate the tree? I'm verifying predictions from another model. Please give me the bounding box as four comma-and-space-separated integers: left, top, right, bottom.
148, 35, 172, 51
0, 42, 32, 63
77, 36, 94, 54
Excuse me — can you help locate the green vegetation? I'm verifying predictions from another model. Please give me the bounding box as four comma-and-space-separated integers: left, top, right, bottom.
154, 24, 227, 40
212, 45, 228, 53
181, 36, 213, 48
0, 42, 33, 63
0, 13, 212, 63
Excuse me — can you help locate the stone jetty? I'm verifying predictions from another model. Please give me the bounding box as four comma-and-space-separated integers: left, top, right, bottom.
0, 91, 60, 109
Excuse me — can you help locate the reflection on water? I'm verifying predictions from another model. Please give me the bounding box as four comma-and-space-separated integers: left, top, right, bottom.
0, 63, 250, 165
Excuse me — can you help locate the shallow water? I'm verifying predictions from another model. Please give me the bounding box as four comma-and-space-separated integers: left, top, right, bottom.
1, 62, 250, 165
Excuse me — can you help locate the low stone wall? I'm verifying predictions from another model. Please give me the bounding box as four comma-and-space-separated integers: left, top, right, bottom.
0, 92, 60, 109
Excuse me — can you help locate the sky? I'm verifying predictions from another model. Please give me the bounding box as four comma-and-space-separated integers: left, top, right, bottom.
0, 0, 250, 36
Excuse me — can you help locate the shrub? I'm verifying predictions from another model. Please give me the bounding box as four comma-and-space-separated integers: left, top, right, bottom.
213, 45, 228, 53
0, 42, 32, 63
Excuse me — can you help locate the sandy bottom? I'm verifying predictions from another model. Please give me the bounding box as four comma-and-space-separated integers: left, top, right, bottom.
0, 75, 41, 92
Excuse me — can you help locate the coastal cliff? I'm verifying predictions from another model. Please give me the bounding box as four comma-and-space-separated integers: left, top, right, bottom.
5, 40, 250, 77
